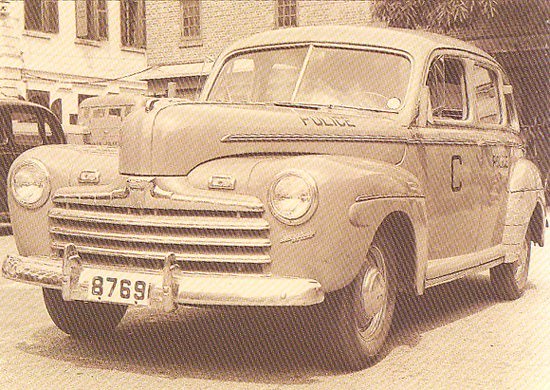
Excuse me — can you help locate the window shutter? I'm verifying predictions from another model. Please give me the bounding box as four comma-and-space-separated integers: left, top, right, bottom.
24, 0, 40, 31
121, 0, 128, 46
45, 0, 59, 33
75, 0, 88, 38
98, 0, 108, 40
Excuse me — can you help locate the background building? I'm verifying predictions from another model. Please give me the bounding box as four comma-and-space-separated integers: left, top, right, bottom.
144, 0, 375, 99
0, 0, 147, 129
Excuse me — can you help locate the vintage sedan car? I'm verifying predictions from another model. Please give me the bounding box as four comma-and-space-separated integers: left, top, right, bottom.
0, 98, 65, 228
74, 94, 147, 146
2, 26, 545, 367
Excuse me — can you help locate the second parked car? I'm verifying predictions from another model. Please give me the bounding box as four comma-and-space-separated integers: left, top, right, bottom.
0, 98, 65, 227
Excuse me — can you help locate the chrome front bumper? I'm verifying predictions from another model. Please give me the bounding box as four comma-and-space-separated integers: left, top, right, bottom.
2, 246, 324, 310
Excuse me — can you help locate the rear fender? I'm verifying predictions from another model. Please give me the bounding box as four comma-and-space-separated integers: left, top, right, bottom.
503, 158, 545, 263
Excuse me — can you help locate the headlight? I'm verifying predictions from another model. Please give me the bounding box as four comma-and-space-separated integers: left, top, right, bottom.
268, 170, 318, 225
10, 159, 51, 209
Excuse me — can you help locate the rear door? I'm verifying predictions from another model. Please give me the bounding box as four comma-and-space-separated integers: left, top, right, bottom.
471, 61, 513, 251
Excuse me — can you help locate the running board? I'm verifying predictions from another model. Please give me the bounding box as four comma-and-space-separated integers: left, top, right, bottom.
425, 257, 503, 289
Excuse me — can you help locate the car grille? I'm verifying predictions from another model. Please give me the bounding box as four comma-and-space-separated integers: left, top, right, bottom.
49, 192, 271, 275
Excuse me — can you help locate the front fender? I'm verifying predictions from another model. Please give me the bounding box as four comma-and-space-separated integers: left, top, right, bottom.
246, 155, 426, 292
503, 157, 545, 263
8, 145, 119, 257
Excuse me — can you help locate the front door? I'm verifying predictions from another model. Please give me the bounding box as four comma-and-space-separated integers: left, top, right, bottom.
417, 54, 485, 264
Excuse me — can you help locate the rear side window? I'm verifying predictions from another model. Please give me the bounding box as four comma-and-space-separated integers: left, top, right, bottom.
108, 108, 122, 117
427, 56, 467, 121
473, 64, 501, 125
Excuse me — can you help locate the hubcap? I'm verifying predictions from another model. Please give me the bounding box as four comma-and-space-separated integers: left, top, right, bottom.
357, 246, 388, 338
361, 268, 386, 319
514, 237, 530, 285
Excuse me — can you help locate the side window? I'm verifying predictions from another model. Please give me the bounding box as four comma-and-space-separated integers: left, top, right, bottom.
108, 108, 123, 117
11, 111, 44, 147
92, 108, 106, 118
0, 114, 9, 146
427, 56, 467, 121
473, 65, 501, 125
503, 83, 519, 131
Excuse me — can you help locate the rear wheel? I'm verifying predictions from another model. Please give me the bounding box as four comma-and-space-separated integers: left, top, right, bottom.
320, 235, 397, 368
490, 233, 531, 300
43, 288, 127, 337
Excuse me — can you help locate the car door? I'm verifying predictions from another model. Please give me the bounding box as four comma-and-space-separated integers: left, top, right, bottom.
416, 53, 486, 264
0, 110, 13, 223
0, 104, 62, 221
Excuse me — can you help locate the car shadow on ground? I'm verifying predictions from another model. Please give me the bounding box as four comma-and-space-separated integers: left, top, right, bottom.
388, 273, 502, 349
18, 273, 527, 384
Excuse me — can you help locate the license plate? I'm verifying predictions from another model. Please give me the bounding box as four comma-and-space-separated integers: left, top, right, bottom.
80, 269, 160, 306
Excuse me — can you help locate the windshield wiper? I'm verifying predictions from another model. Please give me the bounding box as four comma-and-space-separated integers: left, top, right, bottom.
327, 104, 391, 113
272, 101, 321, 110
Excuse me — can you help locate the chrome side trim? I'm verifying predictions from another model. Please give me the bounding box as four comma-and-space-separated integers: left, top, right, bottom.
221, 133, 522, 148
355, 194, 425, 202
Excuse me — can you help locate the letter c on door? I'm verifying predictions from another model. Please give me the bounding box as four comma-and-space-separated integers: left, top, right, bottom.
451, 155, 463, 192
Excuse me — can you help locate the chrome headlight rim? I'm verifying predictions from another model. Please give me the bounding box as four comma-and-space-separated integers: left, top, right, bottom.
10, 159, 51, 209
268, 170, 318, 226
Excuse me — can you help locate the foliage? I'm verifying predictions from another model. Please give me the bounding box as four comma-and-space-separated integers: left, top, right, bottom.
372, 0, 499, 32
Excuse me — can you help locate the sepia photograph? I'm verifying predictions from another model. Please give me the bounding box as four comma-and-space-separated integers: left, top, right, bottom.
0, 1, 549, 389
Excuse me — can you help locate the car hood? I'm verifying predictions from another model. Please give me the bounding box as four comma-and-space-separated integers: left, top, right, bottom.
120, 102, 409, 176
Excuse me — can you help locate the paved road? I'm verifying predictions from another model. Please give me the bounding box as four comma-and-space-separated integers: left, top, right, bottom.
1, 233, 549, 390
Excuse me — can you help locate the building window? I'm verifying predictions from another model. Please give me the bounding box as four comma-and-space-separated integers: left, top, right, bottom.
24, 0, 59, 33
277, 0, 297, 28
121, 0, 146, 49
27, 89, 50, 108
181, 0, 201, 42
76, 0, 108, 41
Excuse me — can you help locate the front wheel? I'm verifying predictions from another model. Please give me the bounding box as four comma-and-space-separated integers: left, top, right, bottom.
43, 288, 127, 337
490, 234, 531, 300
320, 235, 397, 368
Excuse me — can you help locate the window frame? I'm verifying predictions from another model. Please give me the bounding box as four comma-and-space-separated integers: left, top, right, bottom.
75, 0, 109, 42
180, 0, 202, 47
424, 52, 472, 127
24, 0, 59, 34
206, 43, 413, 112
276, 0, 298, 29
471, 62, 503, 127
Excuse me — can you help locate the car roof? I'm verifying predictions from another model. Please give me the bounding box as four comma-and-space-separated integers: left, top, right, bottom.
0, 97, 51, 110
221, 25, 491, 61
79, 94, 146, 108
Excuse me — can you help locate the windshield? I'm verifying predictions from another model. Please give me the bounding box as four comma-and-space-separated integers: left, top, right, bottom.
207, 45, 411, 111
